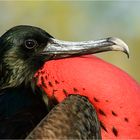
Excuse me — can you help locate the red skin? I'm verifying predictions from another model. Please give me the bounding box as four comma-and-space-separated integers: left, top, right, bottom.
36, 55, 140, 139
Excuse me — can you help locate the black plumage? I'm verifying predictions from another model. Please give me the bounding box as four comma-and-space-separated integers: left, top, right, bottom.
0, 25, 53, 138
26, 95, 101, 139
0, 87, 48, 138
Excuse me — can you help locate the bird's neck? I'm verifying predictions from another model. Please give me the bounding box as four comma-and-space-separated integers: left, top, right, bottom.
0, 73, 34, 90
0, 63, 36, 90
0, 62, 53, 107
0, 67, 52, 107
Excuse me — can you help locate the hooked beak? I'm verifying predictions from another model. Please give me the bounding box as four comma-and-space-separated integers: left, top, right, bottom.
43, 37, 129, 60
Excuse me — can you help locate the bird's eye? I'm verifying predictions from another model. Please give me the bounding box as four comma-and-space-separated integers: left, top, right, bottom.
25, 39, 38, 49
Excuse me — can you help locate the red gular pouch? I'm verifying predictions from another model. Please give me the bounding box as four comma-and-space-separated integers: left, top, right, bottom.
35, 55, 140, 139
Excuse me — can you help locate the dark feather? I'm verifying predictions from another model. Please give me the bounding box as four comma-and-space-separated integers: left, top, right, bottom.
0, 86, 48, 139
0, 25, 52, 138
26, 95, 101, 139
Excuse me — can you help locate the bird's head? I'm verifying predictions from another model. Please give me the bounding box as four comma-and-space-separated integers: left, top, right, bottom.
0, 25, 129, 89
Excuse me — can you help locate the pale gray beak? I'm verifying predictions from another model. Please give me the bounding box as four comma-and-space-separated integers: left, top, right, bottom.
43, 37, 129, 60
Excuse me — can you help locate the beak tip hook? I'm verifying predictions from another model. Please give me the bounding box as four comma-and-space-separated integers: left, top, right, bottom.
108, 37, 129, 58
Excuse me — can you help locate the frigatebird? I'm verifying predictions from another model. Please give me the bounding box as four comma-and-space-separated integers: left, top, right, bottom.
0, 25, 129, 139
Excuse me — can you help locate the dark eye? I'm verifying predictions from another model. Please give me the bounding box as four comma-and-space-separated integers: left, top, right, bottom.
25, 39, 38, 49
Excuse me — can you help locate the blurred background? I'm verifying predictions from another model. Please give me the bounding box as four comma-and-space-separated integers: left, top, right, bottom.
0, 1, 139, 83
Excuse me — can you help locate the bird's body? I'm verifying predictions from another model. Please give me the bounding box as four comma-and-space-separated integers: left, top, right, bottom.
36, 55, 140, 139
27, 94, 101, 139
